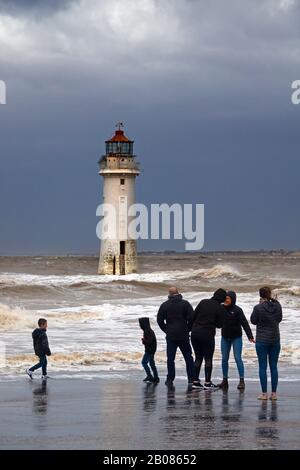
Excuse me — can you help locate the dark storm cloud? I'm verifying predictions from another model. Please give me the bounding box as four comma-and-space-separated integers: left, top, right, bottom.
0, 0, 300, 254
0, 0, 77, 16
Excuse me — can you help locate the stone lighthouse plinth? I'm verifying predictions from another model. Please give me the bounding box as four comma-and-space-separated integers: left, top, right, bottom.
98, 124, 140, 275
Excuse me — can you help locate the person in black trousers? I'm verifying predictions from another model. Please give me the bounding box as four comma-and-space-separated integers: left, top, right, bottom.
157, 286, 194, 387
191, 289, 226, 390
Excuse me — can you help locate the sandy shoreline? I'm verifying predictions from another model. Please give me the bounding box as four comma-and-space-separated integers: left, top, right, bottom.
0, 372, 299, 450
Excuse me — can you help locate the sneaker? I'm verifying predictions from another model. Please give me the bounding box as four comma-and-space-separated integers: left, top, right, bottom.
192, 381, 204, 390
153, 377, 160, 384
143, 376, 154, 383
204, 382, 219, 390
26, 369, 33, 380
269, 393, 277, 401
165, 379, 174, 387
41, 375, 49, 380
258, 393, 268, 400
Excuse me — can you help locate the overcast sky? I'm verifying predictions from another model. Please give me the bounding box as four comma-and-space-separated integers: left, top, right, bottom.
0, 0, 300, 254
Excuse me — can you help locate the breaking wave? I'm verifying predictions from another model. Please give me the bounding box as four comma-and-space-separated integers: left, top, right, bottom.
0, 303, 36, 331
0, 264, 242, 292
274, 286, 300, 297
0, 303, 110, 330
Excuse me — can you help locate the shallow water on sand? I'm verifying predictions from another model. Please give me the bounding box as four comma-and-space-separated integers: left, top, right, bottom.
0, 376, 299, 450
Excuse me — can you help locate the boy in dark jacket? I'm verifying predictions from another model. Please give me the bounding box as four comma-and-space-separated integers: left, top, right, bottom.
26, 318, 51, 380
139, 317, 159, 384
218, 291, 255, 391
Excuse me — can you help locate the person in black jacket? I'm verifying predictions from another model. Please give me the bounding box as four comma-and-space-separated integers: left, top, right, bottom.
26, 318, 51, 380
251, 286, 282, 401
157, 287, 194, 387
191, 288, 226, 390
218, 291, 255, 391
139, 317, 159, 384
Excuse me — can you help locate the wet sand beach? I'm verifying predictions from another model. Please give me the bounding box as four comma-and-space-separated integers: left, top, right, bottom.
0, 374, 299, 450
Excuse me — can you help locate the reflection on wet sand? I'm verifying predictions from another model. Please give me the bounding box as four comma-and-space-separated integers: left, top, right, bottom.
256, 401, 279, 447
143, 383, 158, 413
0, 378, 297, 450
32, 380, 48, 414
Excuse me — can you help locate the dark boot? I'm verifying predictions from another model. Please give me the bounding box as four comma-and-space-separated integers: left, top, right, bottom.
218, 378, 229, 390
237, 378, 245, 390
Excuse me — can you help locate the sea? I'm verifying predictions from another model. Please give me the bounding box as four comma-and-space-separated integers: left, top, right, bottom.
0, 252, 299, 382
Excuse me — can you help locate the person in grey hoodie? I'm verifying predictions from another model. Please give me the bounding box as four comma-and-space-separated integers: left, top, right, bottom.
251, 287, 282, 401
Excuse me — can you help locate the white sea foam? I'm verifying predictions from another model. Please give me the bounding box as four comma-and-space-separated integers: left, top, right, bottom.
0, 303, 36, 331
0, 264, 242, 288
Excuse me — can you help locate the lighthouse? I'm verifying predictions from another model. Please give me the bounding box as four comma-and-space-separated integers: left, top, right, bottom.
98, 123, 140, 275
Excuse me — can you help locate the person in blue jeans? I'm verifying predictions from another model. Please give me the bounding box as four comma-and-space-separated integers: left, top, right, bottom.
251, 286, 282, 401
218, 291, 255, 391
139, 317, 159, 384
157, 287, 194, 388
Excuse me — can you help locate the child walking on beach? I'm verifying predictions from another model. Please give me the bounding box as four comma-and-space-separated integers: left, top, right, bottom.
139, 317, 159, 384
26, 318, 51, 380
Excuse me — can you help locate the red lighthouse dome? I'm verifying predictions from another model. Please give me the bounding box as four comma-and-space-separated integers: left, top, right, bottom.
106, 123, 134, 155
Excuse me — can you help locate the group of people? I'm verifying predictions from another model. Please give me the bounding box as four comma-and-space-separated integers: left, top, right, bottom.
25, 285, 282, 401
139, 286, 282, 400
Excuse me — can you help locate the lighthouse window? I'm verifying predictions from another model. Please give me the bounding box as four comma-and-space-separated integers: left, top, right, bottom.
120, 179, 125, 185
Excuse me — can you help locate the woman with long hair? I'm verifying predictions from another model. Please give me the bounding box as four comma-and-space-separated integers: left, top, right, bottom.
251, 287, 282, 400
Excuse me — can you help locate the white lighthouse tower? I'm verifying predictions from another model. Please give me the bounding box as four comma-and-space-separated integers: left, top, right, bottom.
98, 123, 140, 275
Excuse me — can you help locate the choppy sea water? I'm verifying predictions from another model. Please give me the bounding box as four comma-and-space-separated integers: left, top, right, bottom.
0, 253, 299, 380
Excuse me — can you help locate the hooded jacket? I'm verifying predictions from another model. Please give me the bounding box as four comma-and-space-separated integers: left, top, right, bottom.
221, 291, 254, 340
139, 317, 157, 354
32, 328, 51, 357
157, 294, 194, 341
191, 289, 226, 337
250, 299, 282, 344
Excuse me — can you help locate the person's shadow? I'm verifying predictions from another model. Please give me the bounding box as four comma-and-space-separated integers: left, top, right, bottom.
143, 383, 157, 413
32, 380, 48, 416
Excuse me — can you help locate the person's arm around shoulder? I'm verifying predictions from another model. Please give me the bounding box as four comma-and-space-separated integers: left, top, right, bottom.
157, 303, 167, 333
238, 308, 255, 342
216, 304, 225, 328
192, 300, 202, 324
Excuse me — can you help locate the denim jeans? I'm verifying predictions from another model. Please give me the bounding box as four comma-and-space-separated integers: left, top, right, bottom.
256, 341, 281, 393
221, 336, 244, 379
142, 352, 158, 379
30, 355, 47, 375
166, 337, 194, 383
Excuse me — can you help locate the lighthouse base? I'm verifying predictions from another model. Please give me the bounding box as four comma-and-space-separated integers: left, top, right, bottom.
98, 240, 138, 275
